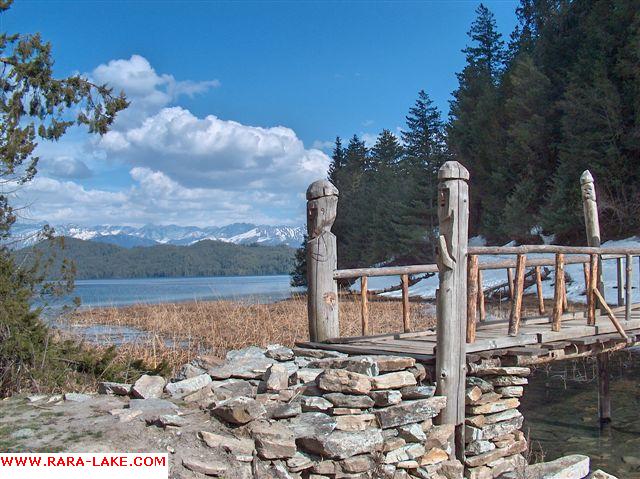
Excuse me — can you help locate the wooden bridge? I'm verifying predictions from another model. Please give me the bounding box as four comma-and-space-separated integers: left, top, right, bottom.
297, 161, 640, 458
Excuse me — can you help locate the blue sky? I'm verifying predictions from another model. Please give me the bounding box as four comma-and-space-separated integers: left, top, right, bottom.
6, 0, 518, 227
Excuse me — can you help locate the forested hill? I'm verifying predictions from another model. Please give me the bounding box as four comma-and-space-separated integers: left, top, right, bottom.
17, 237, 295, 279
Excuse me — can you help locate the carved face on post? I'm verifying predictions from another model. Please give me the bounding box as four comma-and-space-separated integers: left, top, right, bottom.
306, 179, 339, 240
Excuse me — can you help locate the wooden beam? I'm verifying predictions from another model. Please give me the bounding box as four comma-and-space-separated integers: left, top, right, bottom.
535, 266, 545, 315
306, 180, 339, 341
552, 253, 565, 332
334, 264, 438, 279
507, 268, 514, 299
360, 276, 369, 336
508, 254, 526, 336
587, 254, 598, 326
598, 352, 611, 424
477, 269, 486, 322
435, 161, 469, 461
467, 255, 479, 343
617, 257, 624, 306
469, 245, 640, 255
625, 254, 632, 321
401, 274, 410, 333
593, 288, 629, 341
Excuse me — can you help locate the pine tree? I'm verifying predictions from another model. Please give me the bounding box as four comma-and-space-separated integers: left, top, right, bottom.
290, 234, 308, 287
327, 137, 345, 186
396, 91, 447, 261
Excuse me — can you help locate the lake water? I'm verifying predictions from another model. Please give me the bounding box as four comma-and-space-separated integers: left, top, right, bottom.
521, 349, 640, 478
71, 275, 297, 308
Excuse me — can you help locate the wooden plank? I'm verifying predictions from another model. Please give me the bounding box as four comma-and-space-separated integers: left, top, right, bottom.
552, 253, 565, 332
508, 254, 526, 336
617, 257, 624, 307
360, 276, 369, 336
401, 274, 411, 333
594, 288, 629, 340
334, 263, 438, 280
465, 334, 540, 353
296, 341, 436, 362
467, 255, 479, 343
507, 268, 514, 299
536, 325, 596, 343
594, 317, 640, 335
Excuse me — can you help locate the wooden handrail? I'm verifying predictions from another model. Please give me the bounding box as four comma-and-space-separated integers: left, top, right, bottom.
469, 245, 640, 255
334, 264, 438, 279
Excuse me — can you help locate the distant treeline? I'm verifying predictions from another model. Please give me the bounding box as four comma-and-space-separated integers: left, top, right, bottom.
19, 237, 295, 279
320, 0, 640, 278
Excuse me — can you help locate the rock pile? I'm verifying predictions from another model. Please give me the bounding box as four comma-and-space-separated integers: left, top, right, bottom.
463, 367, 529, 479
98, 345, 463, 478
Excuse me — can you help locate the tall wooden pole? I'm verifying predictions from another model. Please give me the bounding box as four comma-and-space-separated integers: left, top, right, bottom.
306, 180, 339, 342
580, 170, 610, 424
435, 161, 469, 461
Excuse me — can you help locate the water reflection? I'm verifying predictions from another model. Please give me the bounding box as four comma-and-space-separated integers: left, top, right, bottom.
520, 349, 640, 478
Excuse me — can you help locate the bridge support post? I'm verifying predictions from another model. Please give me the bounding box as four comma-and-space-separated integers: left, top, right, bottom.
306, 180, 340, 342
581, 170, 611, 424
435, 161, 469, 460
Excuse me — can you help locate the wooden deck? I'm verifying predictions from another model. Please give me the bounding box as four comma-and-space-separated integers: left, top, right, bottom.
298, 305, 640, 364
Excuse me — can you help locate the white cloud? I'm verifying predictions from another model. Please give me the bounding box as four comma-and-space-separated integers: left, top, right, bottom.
12, 54, 330, 227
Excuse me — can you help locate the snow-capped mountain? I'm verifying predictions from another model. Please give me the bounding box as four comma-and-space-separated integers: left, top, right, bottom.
10, 223, 305, 249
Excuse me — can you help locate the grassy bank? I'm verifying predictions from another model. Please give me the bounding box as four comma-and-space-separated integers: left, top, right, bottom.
69, 294, 437, 370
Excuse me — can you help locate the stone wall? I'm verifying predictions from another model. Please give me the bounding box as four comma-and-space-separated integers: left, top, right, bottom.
463, 363, 530, 479
151, 346, 464, 478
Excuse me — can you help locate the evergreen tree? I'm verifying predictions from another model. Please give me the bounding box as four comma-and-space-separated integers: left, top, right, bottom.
396, 91, 447, 261
327, 137, 345, 186
290, 234, 307, 287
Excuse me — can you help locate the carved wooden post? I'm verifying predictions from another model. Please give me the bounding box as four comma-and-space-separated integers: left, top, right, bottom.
435, 161, 469, 460
306, 180, 339, 342
580, 170, 610, 424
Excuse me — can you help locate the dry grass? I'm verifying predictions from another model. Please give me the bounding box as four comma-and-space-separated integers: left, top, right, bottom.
69, 294, 437, 370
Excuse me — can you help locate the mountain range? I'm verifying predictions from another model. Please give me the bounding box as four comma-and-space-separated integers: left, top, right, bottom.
11, 223, 305, 249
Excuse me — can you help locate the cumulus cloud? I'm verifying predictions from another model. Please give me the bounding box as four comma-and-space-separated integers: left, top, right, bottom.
14, 54, 330, 226
43, 156, 93, 179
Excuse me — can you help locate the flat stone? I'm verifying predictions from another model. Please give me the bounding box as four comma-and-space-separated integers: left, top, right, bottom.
317, 369, 371, 394
488, 376, 528, 387
488, 453, 526, 477
296, 368, 324, 383
466, 376, 494, 393
200, 431, 255, 457
146, 414, 187, 428
397, 423, 426, 443
375, 397, 447, 429
211, 396, 266, 424
293, 347, 347, 359
307, 356, 379, 376
399, 385, 435, 399
299, 429, 384, 460
174, 363, 206, 381
98, 382, 132, 396
265, 344, 295, 361
464, 439, 527, 468
324, 392, 374, 408
131, 375, 166, 399
420, 447, 449, 466
335, 414, 376, 431
474, 367, 530, 377
269, 401, 302, 419
465, 465, 493, 479
424, 424, 455, 450
26, 395, 47, 403
496, 386, 524, 398
312, 460, 340, 475
466, 440, 495, 456
110, 408, 143, 423
466, 415, 486, 428
383, 437, 406, 452
301, 396, 333, 412
480, 415, 524, 440
129, 398, 178, 412
371, 371, 417, 390
370, 390, 402, 407
332, 407, 363, 415
264, 363, 291, 392
384, 443, 426, 464
249, 420, 297, 459
525, 454, 590, 479
590, 470, 618, 479
287, 452, 315, 472
64, 393, 91, 402
211, 378, 256, 401
466, 398, 520, 415
182, 457, 227, 476
368, 355, 415, 372
484, 408, 522, 424
209, 356, 275, 380
226, 346, 266, 360
466, 386, 483, 403
285, 412, 336, 439
467, 391, 502, 405
340, 454, 375, 473
165, 373, 212, 398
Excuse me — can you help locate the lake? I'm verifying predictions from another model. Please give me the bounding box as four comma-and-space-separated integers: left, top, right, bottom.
70, 275, 297, 308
